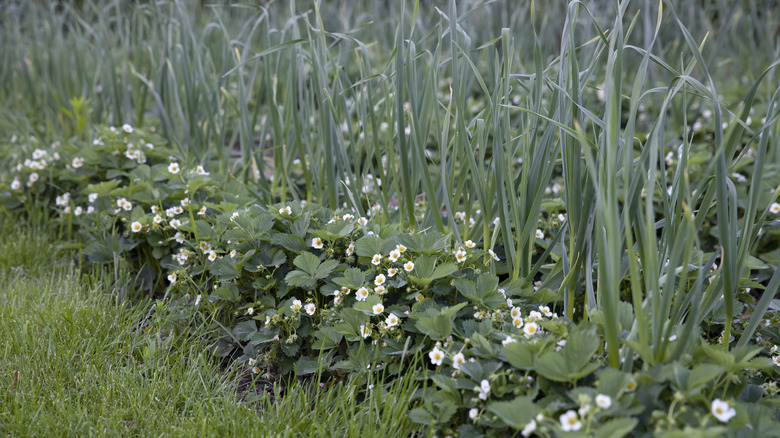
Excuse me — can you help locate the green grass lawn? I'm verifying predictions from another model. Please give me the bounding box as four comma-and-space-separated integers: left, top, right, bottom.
0, 223, 423, 437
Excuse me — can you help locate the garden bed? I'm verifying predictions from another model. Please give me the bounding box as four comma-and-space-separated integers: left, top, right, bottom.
1, 0, 780, 436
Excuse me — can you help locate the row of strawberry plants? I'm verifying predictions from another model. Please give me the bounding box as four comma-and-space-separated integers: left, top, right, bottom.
1, 126, 779, 437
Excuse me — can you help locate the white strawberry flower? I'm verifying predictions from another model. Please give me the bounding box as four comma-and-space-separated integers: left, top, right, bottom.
559, 410, 581, 431
711, 399, 736, 423
428, 347, 444, 366
55, 193, 70, 206
356, 287, 369, 301
523, 322, 539, 338
595, 394, 612, 409
452, 352, 465, 370
290, 299, 302, 313
477, 379, 490, 400
521, 419, 537, 437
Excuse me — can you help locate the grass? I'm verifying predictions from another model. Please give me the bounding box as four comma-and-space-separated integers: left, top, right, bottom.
0, 222, 423, 437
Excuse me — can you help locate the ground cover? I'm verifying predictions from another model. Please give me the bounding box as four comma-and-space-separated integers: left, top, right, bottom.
0, 221, 424, 436
1, 0, 780, 436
